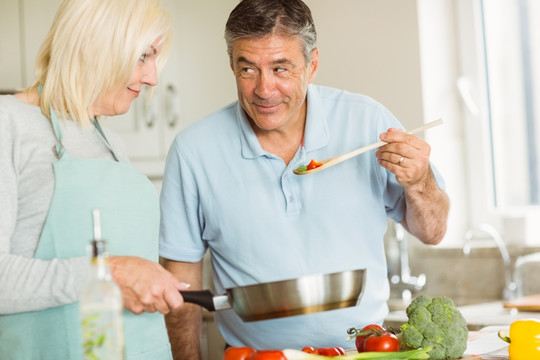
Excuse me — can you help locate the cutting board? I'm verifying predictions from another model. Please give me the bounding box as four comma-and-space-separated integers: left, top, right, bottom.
503, 294, 540, 311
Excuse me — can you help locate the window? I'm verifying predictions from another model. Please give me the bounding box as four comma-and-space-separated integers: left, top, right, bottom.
451, 0, 540, 246
481, 0, 540, 208
416, 0, 540, 246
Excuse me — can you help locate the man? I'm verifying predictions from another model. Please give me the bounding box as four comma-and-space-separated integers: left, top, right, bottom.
159, 0, 449, 358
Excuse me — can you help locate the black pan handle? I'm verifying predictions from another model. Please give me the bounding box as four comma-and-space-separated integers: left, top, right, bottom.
179, 290, 216, 311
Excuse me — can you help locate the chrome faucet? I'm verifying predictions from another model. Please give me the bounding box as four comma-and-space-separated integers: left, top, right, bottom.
513, 252, 540, 298
389, 222, 426, 302
463, 223, 517, 300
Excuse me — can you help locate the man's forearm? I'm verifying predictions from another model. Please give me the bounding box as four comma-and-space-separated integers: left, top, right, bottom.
161, 258, 204, 360
165, 304, 202, 360
402, 168, 450, 245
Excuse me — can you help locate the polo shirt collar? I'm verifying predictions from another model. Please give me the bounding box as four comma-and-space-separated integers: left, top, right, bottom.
303, 84, 329, 151
236, 103, 265, 159
236, 84, 330, 159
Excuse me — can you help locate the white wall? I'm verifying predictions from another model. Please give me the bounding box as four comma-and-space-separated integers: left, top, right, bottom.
2, 0, 469, 245
308, 0, 424, 130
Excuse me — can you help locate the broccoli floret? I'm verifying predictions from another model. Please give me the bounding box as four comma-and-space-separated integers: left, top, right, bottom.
408, 305, 432, 333
399, 323, 424, 348
399, 295, 469, 360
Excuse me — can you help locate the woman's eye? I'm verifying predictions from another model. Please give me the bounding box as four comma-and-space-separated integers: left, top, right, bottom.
139, 53, 149, 63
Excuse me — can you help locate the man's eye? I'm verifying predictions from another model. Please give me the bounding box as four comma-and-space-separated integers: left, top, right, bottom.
239, 67, 256, 77
275, 67, 287, 73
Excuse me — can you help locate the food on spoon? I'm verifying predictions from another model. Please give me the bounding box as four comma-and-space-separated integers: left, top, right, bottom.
295, 159, 323, 173
498, 319, 540, 360
306, 159, 323, 170
397, 295, 468, 360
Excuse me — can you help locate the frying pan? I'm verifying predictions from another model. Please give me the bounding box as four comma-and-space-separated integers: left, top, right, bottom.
179, 268, 366, 322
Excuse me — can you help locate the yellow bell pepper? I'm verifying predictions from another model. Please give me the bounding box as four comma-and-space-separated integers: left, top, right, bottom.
504, 319, 540, 360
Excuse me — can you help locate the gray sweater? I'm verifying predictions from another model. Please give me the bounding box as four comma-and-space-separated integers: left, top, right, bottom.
0, 95, 129, 314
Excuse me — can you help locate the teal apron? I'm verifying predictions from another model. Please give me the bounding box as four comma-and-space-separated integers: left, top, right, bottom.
0, 106, 172, 359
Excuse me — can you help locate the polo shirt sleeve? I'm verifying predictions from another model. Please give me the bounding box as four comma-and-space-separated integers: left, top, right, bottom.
159, 136, 206, 262
373, 104, 446, 223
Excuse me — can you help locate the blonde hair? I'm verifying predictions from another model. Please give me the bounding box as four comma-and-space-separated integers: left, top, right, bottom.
30, 0, 172, 125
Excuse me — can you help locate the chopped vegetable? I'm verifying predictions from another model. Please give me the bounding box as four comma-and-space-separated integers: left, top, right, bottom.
295, 159, 323, 173
301, 347, 344, 356
398, 295, 468, 360
282, 347, 432, 359
498, 319, 540, 360
306, 159, 323, 170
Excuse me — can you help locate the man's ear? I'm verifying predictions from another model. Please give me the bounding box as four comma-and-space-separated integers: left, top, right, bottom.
308, 48, 320, 83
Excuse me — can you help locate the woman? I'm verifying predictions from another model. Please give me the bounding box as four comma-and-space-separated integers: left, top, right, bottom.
0, 0, 187, 358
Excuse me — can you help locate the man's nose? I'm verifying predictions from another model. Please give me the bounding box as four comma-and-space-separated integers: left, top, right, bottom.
254, 71, 275, 98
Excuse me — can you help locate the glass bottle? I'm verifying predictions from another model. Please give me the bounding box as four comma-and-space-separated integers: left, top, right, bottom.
79, 209, 124, 359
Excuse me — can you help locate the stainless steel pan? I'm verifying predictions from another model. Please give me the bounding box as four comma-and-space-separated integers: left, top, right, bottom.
180, 268, 366, 322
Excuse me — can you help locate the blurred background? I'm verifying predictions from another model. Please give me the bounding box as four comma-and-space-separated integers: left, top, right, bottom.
3, 0, 540, 358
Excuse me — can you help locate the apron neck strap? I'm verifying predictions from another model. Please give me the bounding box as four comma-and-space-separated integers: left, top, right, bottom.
92, 118, 121, 162
38, 84, 120, 161
37, 84, 67, 159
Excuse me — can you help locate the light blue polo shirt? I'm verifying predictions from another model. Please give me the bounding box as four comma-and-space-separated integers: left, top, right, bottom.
160, 84, 441, 349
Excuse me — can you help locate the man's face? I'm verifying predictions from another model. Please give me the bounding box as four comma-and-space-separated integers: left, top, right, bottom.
230, 35, 319, 133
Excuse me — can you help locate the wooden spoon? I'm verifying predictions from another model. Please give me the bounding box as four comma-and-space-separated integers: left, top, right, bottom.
293, 118, 443, 175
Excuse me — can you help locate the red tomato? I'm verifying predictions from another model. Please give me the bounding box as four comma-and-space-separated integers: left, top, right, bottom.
306, 159, 323, 170
223, 347, 256, 360
248, 350, 287, 360
301, 346, 317, 354
355, 324, 385, 353
317, 347, 345, 356
364, 332, 399, 352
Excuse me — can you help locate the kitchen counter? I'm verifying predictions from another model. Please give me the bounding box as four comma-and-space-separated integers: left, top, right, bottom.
383, 301, 540, 359
384, 301, 540, 330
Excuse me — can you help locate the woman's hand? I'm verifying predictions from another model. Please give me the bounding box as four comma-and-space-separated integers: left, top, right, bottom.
108, 256, 189, 315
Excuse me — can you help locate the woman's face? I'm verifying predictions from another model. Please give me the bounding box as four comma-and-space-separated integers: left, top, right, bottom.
93, 37, 163, 116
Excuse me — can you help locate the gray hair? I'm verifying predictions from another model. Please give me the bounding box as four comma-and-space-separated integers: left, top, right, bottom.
224, 0, 317, 63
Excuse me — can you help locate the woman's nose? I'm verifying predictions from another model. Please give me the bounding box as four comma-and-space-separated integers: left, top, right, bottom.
142, 60, 158, 87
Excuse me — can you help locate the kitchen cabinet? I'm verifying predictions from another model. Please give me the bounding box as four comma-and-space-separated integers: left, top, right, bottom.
0, 0, 23, 90
0, 0, 62, 90
104, 0, 238, 177
0, 0, 238, 177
